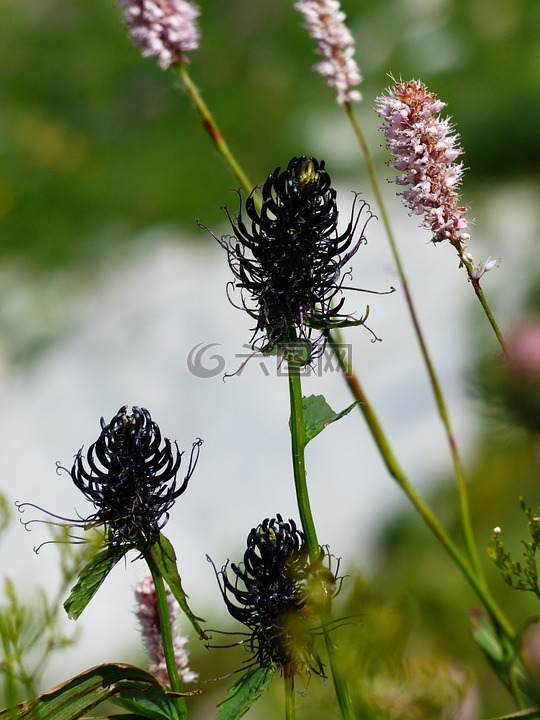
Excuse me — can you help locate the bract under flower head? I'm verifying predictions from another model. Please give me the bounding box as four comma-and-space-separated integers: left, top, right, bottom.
68, 406, 202, 557
217, 156, 372, 363
212, 515, 334, 676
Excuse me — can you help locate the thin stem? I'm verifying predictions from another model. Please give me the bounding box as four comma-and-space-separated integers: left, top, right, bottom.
146, 555, 189, 720
327, 331, 515, 641
178, 64, 256, 203
287, 359, 356, 719
323, 625, 356, 720
344, 102, 485, 584
287, 361, 319, 561
404, 278, 485, 584
284, 666, 296, 720
460, 252, 508, 356
508, 663, 528, 711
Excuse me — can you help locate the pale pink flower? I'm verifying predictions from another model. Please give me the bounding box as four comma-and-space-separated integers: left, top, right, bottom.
120, 0, 200, 70
375, 79, 469, 246
135, 574, 197, 685
471, 256, 499, 280
295, 0, 362, 105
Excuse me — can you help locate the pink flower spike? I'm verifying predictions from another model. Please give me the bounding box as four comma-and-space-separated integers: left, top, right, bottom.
295, 0, 362, 105
135, 574, 197, 686
375, 79, 469, 247
120, 0, 200, 70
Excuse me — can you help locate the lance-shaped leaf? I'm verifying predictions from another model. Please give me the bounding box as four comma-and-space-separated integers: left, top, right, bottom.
0, 663, 168, 720
302, 394, 358, 444
64, 548, 118, 620
149, 535, 207, 639
469, 608, 526, 693
113, 685, 201, 720
216, 665, 277, 720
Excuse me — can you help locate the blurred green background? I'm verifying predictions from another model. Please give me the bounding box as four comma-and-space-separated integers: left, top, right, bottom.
2, 0, 539, 270
2, 0, 540, 717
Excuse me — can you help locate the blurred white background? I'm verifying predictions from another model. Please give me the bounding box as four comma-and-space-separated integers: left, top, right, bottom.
0, 181, 537, 686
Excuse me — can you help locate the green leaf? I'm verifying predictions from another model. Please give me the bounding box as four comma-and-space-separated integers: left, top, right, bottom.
149, 535, 207, 640
470, 607, 517, 677
216, 665, 277, 720
469, 609, 526, 691
113, 685, 201, 720
63, 549, 118, 620
0, 663, 165, 720
302, 395, 358, 444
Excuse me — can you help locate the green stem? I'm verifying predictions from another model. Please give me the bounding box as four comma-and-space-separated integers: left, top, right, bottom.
460, 252, 508, 356
284, 666, 296, 720
178, 64, 256, 203
287, 361, 319, 561
508, 663, 528, 711
344, 103, 485, 584
327, 331, 515, 641
147, 556, 189, 720
323, 625, 356, 720
287, 359, 356, 719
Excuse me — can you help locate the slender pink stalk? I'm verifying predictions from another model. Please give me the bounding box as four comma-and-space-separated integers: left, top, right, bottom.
135, 574, 197, 685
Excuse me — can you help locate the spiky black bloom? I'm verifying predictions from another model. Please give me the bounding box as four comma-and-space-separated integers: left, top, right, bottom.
211, 515, 336, 676
18, 406, 202, 558
216, 156, 372, 363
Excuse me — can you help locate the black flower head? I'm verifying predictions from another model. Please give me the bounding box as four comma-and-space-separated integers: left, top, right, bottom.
216, 156, 373, 363
211, 515, 336, 677
18, 406, 202, 558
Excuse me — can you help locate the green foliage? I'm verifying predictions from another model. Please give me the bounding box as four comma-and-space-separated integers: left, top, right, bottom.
308, 574, 477, 720
215, 665, 277, 720
485, 708, 540, 720
302, 394, 358, 444
3, 0, 539, 271
63, 548, 118, 620
148, 535, 207, 640
488, 500, 540, 600
114, 684, 201, 720
0, 663, 169, 720
0, 525, 103, 706
469, 607, 527, 700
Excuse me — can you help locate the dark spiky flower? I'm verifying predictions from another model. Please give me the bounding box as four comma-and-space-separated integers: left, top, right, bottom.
216, 156, 372, 363
18, 406, 202, 558
211, 515, 336, 677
